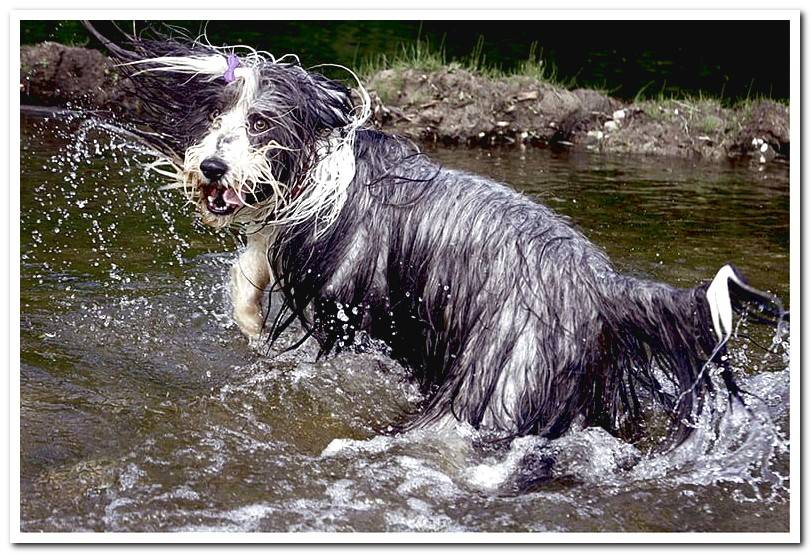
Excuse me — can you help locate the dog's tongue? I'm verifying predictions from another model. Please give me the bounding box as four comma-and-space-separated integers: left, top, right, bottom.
222, 188, 244, 207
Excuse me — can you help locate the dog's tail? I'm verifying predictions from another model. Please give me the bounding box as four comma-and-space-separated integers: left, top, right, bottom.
594, 264, 787, 444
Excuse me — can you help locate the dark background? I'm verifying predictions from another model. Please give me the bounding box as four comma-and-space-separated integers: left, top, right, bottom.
21, 20, 790, 102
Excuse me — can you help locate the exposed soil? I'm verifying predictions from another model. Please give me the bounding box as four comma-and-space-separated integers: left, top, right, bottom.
366, 67, 789, 163
20, 42, 137, 113
20, 43, 790, 164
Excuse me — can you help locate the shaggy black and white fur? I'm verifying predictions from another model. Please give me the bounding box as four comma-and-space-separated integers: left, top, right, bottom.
86, 23, 787, 446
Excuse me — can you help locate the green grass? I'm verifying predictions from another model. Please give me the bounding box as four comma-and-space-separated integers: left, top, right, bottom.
633, 90, 787, 142
632, 78, 786, 113
358, 35, 575, 88
511, 41, 575, 87
357, 37, 450, 78
361, 35, 781, 115
637, 93, 725, 125
359, 38, 784, 110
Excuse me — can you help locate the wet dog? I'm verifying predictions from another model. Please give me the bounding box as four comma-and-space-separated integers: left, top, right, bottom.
87, 24, 787, 445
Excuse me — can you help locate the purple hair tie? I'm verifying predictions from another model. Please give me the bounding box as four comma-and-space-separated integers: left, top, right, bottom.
223, 54, 241, 83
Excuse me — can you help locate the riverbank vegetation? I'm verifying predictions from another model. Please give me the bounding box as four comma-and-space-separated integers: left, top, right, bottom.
19, 24, 790, 164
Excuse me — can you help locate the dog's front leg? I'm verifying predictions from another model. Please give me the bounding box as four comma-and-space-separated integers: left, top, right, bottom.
229, 233, 271, 338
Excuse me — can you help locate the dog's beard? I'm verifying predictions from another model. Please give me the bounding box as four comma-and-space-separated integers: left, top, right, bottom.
163, 129, 362, 234
178, 138, 292, 230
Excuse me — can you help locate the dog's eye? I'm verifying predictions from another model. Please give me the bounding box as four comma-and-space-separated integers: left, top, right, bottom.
210, 110, 222, 130
249, 115, 269, 134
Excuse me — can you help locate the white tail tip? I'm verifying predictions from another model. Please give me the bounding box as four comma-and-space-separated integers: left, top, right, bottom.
706, 264, 746, 343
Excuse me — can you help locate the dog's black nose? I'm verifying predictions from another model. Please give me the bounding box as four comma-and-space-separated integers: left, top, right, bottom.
200, 157, 229, 181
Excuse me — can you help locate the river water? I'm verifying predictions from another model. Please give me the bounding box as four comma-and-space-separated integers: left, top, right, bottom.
19, 114, 791, 533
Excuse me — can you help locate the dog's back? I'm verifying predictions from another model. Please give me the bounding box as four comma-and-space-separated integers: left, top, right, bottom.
82, 22, 786, 448
268, 130, 785, 444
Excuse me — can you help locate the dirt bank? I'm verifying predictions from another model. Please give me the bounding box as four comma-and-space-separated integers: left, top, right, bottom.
20, 42, 137, 113
20, 43, 789, 164
366, 67, 789, 163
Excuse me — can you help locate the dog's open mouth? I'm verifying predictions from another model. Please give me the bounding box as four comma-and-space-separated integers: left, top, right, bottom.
204, 182, 243, 215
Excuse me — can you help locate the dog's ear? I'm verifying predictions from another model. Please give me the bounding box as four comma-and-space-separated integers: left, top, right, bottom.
305, 73, 354, 130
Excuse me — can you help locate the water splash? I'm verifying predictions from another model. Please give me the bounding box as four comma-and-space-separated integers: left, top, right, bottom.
20, 115, 791, 532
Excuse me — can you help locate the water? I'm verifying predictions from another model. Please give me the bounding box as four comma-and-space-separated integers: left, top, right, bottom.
19, 114, 790, 533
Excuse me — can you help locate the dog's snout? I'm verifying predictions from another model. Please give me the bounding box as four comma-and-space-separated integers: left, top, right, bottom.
200, 157, 229, 181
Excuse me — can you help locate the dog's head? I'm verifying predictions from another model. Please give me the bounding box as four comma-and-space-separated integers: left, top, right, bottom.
92, 25, 369, 231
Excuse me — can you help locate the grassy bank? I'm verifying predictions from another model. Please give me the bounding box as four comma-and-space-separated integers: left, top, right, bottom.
355, 39, 788, 162
19, 40, 790, 163
358, 37, 574, 90
360, 36, 785, 109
